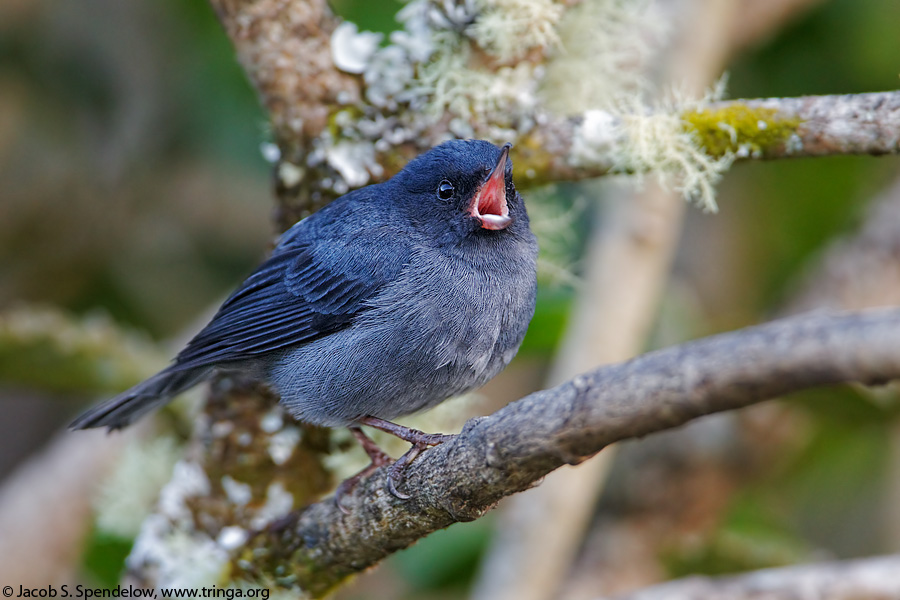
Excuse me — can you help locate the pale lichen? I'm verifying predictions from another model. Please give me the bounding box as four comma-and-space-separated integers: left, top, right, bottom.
249, 481, 295, 530
216, 526, 250, 551
330, 22, 382, 74
615, 94, 733, 213
259, 406, 285, 434
221, 475, 253, 507
324, 140, 381, 190
541, 0, 667, 115
129, 515, 230, 590
267, 426, 302, 466
570, 85, 735, 212
157, 460, 211, 526
128, 461, 229, 589
570, 109, 623, 168
469, 0, 563, 63
95, 435, 182, 538
127, 456, 301, 593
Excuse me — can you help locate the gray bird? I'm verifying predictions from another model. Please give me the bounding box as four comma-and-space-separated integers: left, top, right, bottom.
71, 139, 538, 496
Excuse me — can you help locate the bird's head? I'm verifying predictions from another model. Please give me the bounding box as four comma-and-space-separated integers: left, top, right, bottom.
391, 139, 529, 244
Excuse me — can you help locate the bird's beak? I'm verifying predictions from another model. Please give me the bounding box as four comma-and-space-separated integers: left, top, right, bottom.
470, 143, 513, 231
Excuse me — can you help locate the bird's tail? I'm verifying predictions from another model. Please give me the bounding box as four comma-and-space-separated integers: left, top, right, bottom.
69, 366, 211, 430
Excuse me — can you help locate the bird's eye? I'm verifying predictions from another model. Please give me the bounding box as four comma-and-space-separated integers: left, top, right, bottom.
437, 180, 455, 200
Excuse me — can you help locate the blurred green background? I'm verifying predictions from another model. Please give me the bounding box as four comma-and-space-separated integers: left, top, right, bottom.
1, 0, 899, 597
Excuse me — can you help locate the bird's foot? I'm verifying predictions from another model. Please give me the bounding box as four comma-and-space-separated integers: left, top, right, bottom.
358, 416, 455, 499
334, 427, 394, 513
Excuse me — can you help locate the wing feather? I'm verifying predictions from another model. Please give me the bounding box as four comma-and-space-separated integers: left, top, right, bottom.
172, 223, 408, 371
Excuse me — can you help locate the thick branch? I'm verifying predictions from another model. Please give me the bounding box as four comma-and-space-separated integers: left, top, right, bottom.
607, 554, 900, 600
208, 0, 360, 225
240, 308, 900, 595
208, 0, 356, 152
208, 0, 900, 226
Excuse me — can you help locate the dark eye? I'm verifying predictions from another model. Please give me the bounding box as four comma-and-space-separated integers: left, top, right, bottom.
437, 180, 455, 200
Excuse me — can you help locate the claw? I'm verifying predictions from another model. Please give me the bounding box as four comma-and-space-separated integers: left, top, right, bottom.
335, 418, 456, 506
358, 416, 455, 499
385, 442, 425, 499
334, 427, 394, 511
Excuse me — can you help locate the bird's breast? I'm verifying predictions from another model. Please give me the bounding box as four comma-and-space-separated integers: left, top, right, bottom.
368, 242, 536, 380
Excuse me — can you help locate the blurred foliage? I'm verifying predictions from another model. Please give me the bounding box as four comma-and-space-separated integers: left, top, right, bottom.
663, 496, 811, 578
331, 0, 406, 36
80, 530, 132, 589
723, 0, 900, 315
0, 0, 271, 338
0, 306, 165, 394
663, 386, 898, 578
728, 0, 900, 98
777, 388, 897, 555
389, 519, 494, 594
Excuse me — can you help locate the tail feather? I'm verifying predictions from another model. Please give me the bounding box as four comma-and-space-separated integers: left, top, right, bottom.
69, 366, 211, 430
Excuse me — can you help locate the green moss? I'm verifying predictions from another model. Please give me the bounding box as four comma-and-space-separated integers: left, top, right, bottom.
0, 307, 165, 395
80, 529, 133, 588
327, 107, 365, 139
682, 104, 803, 158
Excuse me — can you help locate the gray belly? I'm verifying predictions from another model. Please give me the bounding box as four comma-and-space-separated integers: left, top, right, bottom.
267, 257, 535, 427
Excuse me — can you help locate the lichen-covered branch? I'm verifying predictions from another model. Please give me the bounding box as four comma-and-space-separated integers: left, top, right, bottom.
606, 554, 900, 600
226, 308, 900, 596
685, 92, 900, 159
207, 0, 361, 225
208, 0, 355, 147
557, 90, 900, 180
209, 0, 899, 225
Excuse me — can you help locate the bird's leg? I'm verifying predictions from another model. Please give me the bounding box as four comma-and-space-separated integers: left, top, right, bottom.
351, 425, 394, 465
358, 416, 455, 499
334, 426, 394, 512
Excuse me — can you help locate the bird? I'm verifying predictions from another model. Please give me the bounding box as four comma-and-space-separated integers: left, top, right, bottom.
70, 139, 539, 498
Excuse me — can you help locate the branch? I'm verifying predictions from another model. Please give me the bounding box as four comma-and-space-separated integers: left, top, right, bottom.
685, 92, 900, 159
606, 554, 900, 600
234, 308, 900, 595
785, 172, 900, 314
522, 91, 900, 192
208, 0, 900, 227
